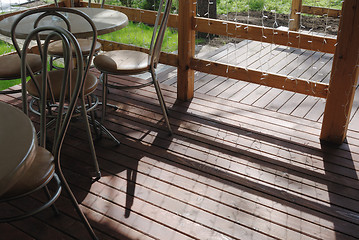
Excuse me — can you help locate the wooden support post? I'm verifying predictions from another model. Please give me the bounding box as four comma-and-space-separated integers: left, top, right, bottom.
177, 0, 196, 101
59, 0, 80, 7
321, 0, 359, 144
289, 0, 302, 31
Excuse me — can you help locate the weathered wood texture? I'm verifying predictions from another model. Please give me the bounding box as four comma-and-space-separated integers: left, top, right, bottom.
1, 68, 358, 239
289, 0, 302, 31
302, 5, 342, 18
177, 0, 196, 100
321, 0, 359, 144
158, 40, 359, 125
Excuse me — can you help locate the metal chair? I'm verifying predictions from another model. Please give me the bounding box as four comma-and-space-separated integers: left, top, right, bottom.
50, 0, 104, 70
93, 0, 173, 134
1, 25, 98, 240
10, 7, 102, 180
0, 53, 42, 95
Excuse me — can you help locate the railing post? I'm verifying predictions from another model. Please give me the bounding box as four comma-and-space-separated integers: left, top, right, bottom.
177, 0, 196, 101
59, 0, 75, 7
321, 0, 359, 144
289, 0, 302, 31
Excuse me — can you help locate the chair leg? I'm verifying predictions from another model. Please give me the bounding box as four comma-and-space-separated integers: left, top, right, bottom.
101, 72, 108, 125
87, 95, 100, 138
49, 56, 54, 70
56, 166, 98, 240
98, 73, 118, 113
150, 70, 172, 134
80, 94, 101, 180
97, 73, 121, 145
43, 186, 59, 215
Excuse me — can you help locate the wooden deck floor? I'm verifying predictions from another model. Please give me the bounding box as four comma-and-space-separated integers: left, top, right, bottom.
1, 42, 359, 239
155, 40, 359, 127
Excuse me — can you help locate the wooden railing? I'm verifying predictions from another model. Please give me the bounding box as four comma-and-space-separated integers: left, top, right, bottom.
0, 0, 357, 144
289, 0, 342, 31
95, 0, 358, 144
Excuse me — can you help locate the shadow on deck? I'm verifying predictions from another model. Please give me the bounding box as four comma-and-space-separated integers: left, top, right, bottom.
1, 65, 359, 239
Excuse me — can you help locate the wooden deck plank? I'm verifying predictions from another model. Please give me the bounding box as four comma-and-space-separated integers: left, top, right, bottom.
88, 86, 359, 238
63, 115, 359, 240
154, 41, 339, 124
1, 75, 359, 239
0, 223, 35, 240
3, 35, 359, 239
100, 77, 359, 188
304, 97, 326, 121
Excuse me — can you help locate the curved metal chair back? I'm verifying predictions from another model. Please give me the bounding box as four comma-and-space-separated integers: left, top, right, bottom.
21, 25, 84, 150
11, 7, 102, 180
149, 0, 173, 69
11, 8, 97, 110
93, 0, 173, 134
1, 24, 98, 239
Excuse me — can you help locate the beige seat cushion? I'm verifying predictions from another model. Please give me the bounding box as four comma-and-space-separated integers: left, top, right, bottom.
1, 147, 54, 199
27, 69, 99, 99
94, 50, 150, 75
48, 38, 102, 56
0, 54, 42, 79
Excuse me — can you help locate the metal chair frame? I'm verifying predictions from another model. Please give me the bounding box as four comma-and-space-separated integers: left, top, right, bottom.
1, 23, 98, 240
97, 0, 173, 134
10, 7, 102, 179
51, 0, 104, 70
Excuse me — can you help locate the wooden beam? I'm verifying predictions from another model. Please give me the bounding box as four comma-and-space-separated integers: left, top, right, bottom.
321, 0, 359, 144
302, 5, 341, 18
289, 0, 302, 31
177, 0, 196, 101
190, 58, 328, 98
88, 3, 336, 55
194, 17, 337, 54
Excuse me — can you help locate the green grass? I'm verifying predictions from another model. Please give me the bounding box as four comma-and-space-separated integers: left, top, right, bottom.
217, 0, 342, 14
98, 21, 178, 53
0, 40, 15, 54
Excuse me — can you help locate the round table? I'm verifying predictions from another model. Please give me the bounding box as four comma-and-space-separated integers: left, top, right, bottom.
0, 7, 128, 39
0, 102, 37, 196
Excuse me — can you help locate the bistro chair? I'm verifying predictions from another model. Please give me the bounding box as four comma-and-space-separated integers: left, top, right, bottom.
93, 0, 173, 134
0, 53, 42, 95
50, 0, 104, 70
0, 25, 98, 240
10, 7, 102, 180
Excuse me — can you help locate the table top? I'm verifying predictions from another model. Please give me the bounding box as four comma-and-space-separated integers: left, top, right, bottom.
0, 7, 128, 39
0, 102, 37, 196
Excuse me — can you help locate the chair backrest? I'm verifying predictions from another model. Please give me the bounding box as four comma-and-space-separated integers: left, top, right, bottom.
20, 25, 84, 157
149, 0, 172, 69
10, 7, 98, 114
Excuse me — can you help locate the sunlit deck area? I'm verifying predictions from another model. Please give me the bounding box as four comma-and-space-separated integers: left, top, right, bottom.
1, 0, 359, 239
0, 60, 358, 239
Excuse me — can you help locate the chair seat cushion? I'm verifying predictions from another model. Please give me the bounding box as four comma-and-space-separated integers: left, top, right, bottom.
48, 38, 102, 56
0, 54, 42, 79
27, 69, 99, 99
1, 147, 54, 199
94, 50, 150, 75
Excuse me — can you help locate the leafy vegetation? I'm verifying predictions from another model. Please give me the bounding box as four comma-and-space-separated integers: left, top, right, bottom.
217, 0, 342, 14
0, 40, 15, 54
